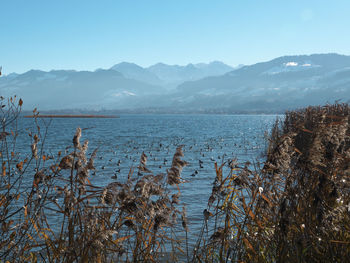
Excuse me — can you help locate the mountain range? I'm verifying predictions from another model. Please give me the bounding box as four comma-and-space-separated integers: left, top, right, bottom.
1, 54, 349, 113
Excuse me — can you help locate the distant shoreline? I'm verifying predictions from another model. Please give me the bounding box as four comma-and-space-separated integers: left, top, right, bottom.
23, 115, 119, 118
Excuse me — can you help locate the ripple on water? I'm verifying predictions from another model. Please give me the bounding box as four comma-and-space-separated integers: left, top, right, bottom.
17, 114, 278, 245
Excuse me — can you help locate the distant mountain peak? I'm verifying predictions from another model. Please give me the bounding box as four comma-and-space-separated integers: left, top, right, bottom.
185, 63, 196, 69
1, 53, 349, 113
110, 62, 161, 85
110, 62, 144, 70
209, 61, 227, 65
147, 61, 234, 86
150, 62, 167, 67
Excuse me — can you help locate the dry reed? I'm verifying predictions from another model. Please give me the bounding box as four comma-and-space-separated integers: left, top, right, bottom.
1, 97, 350, 262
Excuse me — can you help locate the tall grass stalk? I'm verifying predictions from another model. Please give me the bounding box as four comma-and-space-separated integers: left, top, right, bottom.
1, 98, 350, 262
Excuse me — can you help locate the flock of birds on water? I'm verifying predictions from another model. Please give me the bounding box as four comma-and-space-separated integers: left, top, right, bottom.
84, 135, 264, 185
76, 135, 265, 232
9, 117, 272, 235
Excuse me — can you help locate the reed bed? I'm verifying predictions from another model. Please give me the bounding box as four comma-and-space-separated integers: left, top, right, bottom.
1, 97, 350, 262
192, 103, 350, 262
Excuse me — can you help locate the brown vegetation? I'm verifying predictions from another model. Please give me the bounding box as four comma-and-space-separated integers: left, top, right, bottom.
1, 97, 350, 262
23, 115, 118, 118
193, 103, 350, 262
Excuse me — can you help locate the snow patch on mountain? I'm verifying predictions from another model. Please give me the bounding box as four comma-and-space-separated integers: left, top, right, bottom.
263, 61, 320, 75
112, 91, 136, 97
285, 62, 298, 67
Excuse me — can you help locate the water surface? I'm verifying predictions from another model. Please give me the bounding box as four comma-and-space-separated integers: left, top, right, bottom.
17, 114, 278, 244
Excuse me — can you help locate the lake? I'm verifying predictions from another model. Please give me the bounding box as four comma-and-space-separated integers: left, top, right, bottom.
16, 114, 278, 246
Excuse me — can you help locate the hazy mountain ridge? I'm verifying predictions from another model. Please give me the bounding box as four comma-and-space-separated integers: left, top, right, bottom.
1, 54, 350, 112
0, 68, 164, 110
110, 62, 163, 86
108, 61, 236, 88
174, 53, 350, 112
0, 61, 234, 110
147, 61, 236, 88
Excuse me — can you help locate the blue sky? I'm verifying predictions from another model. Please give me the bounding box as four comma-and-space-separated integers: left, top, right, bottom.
1, 0, 349, 73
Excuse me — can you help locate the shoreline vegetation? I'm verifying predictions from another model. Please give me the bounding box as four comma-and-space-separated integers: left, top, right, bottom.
23, 114, 119, 118
21, 109, 285, 115
1, 97, 350, 262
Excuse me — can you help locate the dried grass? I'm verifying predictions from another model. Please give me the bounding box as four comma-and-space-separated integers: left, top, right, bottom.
1, 98, 350, 262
